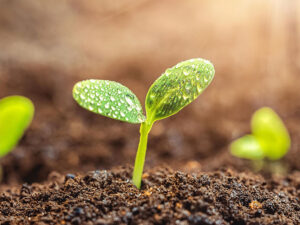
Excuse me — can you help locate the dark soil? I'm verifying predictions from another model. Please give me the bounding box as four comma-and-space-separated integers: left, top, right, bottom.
1, 166, 299, 225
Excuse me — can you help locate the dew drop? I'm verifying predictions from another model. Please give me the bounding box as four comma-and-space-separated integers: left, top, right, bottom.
204, 76, 209, 83
183, 68, 189, 76
111, 106, 116, 110
88, 106, 94, 111
105, 103, 109, 109
98, 108, 102, 113
165, 68, 172, 76
80, 94, 86, 100
125, 96, 134, 105
185, 82, 192, 90
120, 112, 125, 117
197, 85, 202, 93
110, 96, 115, 101
149, 93, 156, 100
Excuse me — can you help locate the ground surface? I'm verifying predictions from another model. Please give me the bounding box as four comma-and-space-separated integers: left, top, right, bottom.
1, 167, 299, 225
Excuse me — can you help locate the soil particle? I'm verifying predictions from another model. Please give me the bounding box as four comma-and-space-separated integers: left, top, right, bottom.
0, 166, 299, 225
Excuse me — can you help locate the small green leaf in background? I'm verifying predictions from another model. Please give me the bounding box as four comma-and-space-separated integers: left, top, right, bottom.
73, 79, 146, 124
230, 135, 264, 160
230, 107, 290, 161
0, 96, 34, 157
145, 58, 215, 122
251, 107, 291, 160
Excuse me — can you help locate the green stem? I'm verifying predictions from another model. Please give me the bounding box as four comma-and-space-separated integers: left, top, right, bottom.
132, 120, 153, 189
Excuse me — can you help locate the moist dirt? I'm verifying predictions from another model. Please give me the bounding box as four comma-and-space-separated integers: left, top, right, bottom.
1, 166, 299, 225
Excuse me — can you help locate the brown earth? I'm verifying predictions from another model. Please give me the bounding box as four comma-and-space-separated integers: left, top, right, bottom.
1, 166, 300, 225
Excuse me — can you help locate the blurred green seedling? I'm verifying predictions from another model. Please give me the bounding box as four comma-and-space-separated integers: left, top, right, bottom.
230, 107, 291, 172
0, 96, 34, 180
73, 58, 215, 189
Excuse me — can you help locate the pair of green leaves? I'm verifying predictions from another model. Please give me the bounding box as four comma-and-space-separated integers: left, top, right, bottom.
0, 96, 34, 157
73, 58, 215, 189
73, 58, 215, 125
230, 107, 291, 161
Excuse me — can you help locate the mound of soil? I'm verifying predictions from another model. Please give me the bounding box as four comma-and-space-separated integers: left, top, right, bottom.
1, 166, 299, 224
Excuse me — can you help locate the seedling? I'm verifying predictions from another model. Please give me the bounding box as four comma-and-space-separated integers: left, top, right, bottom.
0, 96, 34, 180
73, 58, 215, 188
230, 107, 291, 171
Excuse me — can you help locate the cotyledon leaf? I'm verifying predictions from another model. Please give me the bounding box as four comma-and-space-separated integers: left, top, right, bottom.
230, 135, 264, 160
251, 107, 291, 160
0, 96, 34, 157
73, 79, 146, 123
145, 58, 215, 122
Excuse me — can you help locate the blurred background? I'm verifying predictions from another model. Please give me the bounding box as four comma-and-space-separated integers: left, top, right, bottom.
0, 0, 299, 184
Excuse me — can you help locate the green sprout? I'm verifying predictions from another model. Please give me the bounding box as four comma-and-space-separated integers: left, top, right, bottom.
0, 96, 34, 180
73, 58, 215, 188
230, 107, 291, 171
